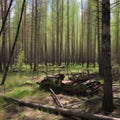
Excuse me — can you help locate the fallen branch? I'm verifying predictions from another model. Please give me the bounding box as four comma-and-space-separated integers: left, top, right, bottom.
49, 88, 81, 120
49, 88, 63, 108
0, 95, 120, 120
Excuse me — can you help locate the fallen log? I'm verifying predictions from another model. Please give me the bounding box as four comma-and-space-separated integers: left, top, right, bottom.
0, 95, 120, 120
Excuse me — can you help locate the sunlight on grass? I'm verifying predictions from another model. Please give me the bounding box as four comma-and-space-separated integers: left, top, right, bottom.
6, 86, 34, 99
34, 89, 50, 98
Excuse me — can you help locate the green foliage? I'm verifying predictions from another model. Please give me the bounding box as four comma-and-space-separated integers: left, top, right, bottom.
80, 103, 86, 111
112, 64, 120, 80
0, 98, 5, 109
99, 79, 104, 84
15, 49, 25, 71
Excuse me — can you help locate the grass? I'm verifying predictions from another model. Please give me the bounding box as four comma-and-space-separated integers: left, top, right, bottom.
6, 86, 34, 98
0, 98, 5, 110
80, 103, 86, 111
0, 70, 52, 105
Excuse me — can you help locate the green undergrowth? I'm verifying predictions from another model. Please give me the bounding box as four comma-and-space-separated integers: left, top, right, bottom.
0, 98, 5, 109
0, 72, 50, 100
6, 86, 35, 99
0, 64, 104, 101
99, 79, 104, 84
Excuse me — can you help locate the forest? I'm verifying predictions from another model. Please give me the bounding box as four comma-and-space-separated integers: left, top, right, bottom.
0, 0, 120, 120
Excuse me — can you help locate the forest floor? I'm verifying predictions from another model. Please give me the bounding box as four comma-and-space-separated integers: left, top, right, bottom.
0, 70, 120, 120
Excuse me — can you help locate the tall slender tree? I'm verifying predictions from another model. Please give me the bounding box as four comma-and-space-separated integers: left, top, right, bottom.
30, 0, 35, 69
71, 0, 75, 64
56, 0, 60, 65
80, 0, 84, 66
96, 0, 102, 75
33, 0, 38, 71
44, 0, 48, 66
86, 0, 91, 68
102, 0, 113, 112
23, 0, 27, 64
51, 0, 55, 65
66, 0, 70, 65
59, 0, 64, 65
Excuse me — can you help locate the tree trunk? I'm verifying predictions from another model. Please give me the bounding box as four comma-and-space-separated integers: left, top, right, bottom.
101, 0, 113, 112
97, 0, 102, 75
23, 0, 27, 64
0, 0, 4, 72
71, 3, 75, 64
30, 0, 34, 69
93, 25, 97, 68
115, 0, 120, 64
86, 1, 91, 68
8, 8, 12, 69
56, 0, 60, 65
0, 0, 7, 71
44, 0, 47, 66
66, 0, 70, 65
59, 0, 64, 66
51, 0, 55, 65
33, 0, 38, 71
81, 0, 84, 66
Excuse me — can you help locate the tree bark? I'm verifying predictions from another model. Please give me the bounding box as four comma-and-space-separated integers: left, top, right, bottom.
59, 0, 64, 66
33, 0, 38, 71
30, 0, 35, 69
56, 0, 60, 65
101, 0, 113, 112
8, 7, 12, 69
80, 0, 84, 66
97, 0, 102, 76
86, 0, 91, 68
93, 25, 97, 68
51, 0, 55, 65
23, 0, 27, 64
44, 0, 47, 66
115, 0, 120, 64
66, 0, 70, 65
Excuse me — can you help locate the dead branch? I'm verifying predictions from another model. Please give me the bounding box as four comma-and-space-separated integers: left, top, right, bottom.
49, 88, 81, 120
49, 88, 63, 108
